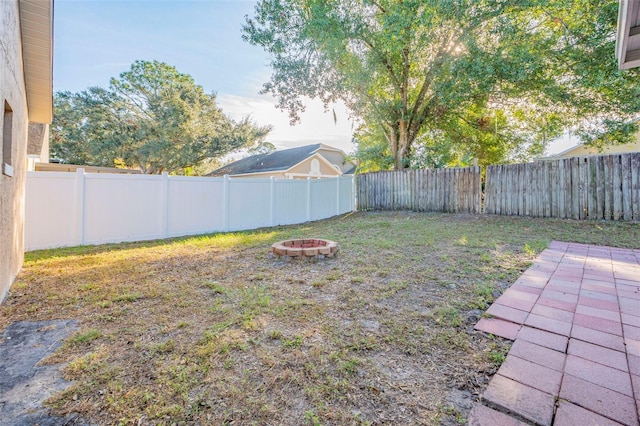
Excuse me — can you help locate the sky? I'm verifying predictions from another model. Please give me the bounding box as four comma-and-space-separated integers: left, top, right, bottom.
53, 0, 355, 155
53, 0, 573, 157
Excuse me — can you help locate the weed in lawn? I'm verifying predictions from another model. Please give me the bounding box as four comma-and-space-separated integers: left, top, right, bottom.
375, 280, 409, 299
468, 282, 496, 309
67, 352, 98, 375
111, 292, 142, 303
440, 404, 467, 424
305, 409, 321, 426
375, 269, 390, 278
68, 329, 101, 346
78, 282, 97, 292
204, 281, 225, 294
282, 334, 304, 349
268, 330, 283, 339
150, 339, 176, 355
339, 358, 360, 376
524, 239, 549, 255
325, 271, 342, 281
311, 280, 326, 288
486, 342, 510, 366
432, 306, 463, 327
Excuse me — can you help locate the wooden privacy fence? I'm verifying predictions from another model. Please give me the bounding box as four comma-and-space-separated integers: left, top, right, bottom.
357, 167, 483, 213
485, 153, 640, 220
357, 153, 640, 221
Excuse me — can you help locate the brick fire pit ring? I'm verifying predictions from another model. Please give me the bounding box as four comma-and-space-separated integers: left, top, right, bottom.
271, 239, 339, 258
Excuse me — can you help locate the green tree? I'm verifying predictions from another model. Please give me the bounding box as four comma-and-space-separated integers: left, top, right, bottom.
247, 141, 277, 156
51, 60, 271, 174
244, 0, 640, 169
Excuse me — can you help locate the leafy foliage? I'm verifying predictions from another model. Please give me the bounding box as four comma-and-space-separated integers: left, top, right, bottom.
247, 141, 277, 156
244, 0, 640, 169
51, 61, 271, 174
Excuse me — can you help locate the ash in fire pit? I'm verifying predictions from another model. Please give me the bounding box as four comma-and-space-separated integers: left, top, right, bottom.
271, 239, 338, 258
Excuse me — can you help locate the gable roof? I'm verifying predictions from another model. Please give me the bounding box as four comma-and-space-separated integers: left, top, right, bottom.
209, 144, 325, 176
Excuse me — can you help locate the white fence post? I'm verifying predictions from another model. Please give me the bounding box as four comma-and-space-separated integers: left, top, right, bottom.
336, 176, 341, 215
269, 177, 276, 226
160, 172, 169, 238
223, 175, 230, 232
75, 168, 85, 245
306, 177, 312, 222
349, 175, 354, 211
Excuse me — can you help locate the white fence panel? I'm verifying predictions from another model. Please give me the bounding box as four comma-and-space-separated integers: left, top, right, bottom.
83, 174, 164, 245
167, 176, 225, 236
25, 171, 355, 251
228, 178, 272, 231
273, 179, 309, 225
339, 176, 354, 214
25, 172, 80, 249
310, 179, 337, 221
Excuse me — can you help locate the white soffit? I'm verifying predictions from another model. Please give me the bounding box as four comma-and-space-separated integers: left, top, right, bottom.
19, 0, 53, 123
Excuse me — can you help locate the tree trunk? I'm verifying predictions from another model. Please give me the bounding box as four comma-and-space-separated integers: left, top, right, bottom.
393, 119, 410, 170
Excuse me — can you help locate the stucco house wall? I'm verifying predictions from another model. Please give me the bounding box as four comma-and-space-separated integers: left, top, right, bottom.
286, 154, 342, 178
550, 137, 640, 159
1, 0, 30, 302
1, 0, 53, 302
316, 148, 354, 174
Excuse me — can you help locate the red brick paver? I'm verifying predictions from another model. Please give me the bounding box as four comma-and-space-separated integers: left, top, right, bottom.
554, 401, 623, 426
472, 241, 640, 426
483, 375, 555, 426
496, 354, 563, 395
467, 403, 529, 426
474, 318, 520, 340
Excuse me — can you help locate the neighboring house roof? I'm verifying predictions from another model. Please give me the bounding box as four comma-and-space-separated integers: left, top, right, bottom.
19, 0, 54, 123
209, 144, 355, 176
547, 139, 640, 159
617, 0, 640, 69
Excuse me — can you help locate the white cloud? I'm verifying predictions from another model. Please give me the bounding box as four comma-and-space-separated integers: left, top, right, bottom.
218, 93, 356, 154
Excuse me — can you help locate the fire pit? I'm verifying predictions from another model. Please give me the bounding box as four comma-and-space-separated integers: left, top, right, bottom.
271, 239, 339, 258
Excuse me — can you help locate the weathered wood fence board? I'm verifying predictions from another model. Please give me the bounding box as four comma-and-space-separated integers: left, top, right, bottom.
356, 167, 482, 213
357, 153, 640, 221
484, 153, 640, 220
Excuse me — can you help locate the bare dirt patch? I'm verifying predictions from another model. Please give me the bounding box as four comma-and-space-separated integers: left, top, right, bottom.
1, 212, 638, 425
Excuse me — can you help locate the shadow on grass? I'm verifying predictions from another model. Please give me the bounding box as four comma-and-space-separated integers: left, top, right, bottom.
23, 214, 359, 263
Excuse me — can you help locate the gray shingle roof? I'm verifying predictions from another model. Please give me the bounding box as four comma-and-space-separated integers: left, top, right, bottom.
208, 144, 323, 176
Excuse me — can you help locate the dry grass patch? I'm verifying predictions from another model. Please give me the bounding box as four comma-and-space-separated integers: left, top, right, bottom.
2, 212, 639, 425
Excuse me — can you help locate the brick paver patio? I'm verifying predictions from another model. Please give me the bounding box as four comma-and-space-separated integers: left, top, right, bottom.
472, 241, 640, 426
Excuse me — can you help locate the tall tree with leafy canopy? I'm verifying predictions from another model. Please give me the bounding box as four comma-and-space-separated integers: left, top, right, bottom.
51, 60, 271, 174
244, 0, 640, 169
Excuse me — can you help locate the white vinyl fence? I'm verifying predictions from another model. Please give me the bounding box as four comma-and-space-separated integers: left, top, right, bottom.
25, 170, 355, 251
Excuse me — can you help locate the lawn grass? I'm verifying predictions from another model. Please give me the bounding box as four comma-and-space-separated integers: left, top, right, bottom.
2, 212, 639, 425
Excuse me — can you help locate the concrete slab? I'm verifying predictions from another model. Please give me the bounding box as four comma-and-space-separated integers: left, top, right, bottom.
0, 320, 86, 425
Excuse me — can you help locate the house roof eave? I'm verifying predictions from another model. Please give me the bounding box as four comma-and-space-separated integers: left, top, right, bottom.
19, 0, 53, 124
